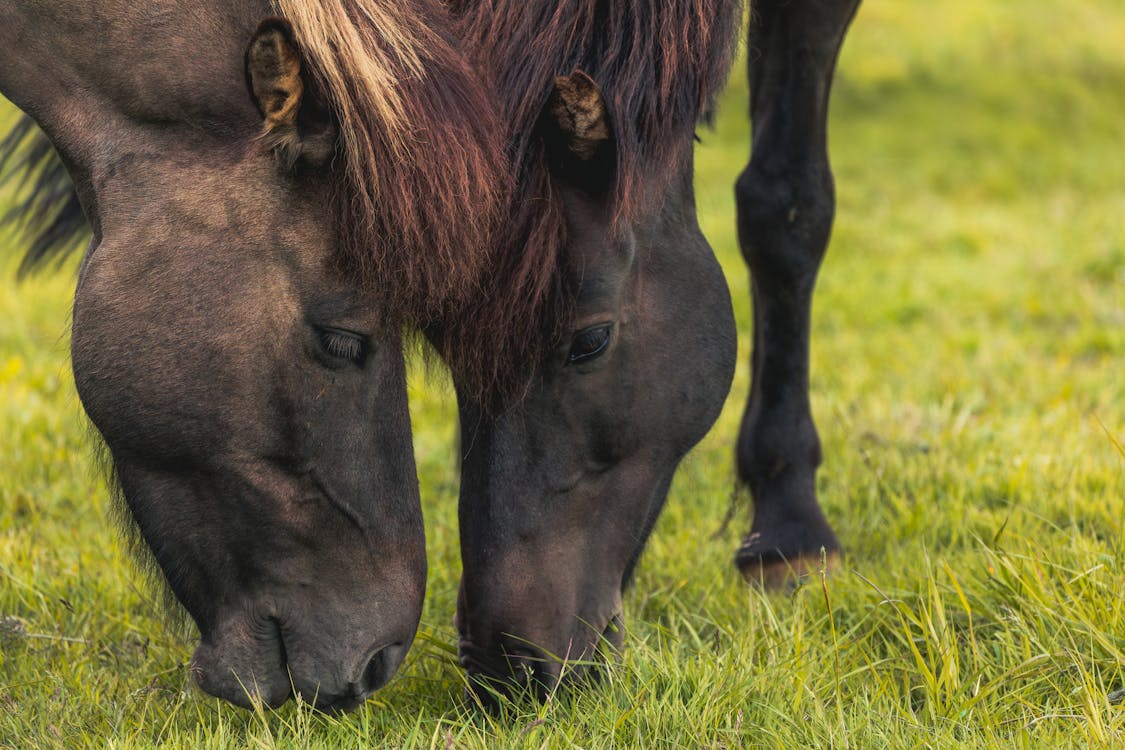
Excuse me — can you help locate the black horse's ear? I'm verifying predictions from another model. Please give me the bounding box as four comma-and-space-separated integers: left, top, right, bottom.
542, 70, 615, 194
246, 18, 335, 168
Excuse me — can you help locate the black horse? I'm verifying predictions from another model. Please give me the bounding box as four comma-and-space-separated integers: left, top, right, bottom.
446, 0, 860, 693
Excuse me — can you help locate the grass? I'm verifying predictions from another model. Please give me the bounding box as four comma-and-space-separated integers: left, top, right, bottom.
2, 1, 1124, 746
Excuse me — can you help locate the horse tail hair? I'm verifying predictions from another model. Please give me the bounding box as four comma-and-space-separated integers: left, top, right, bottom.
0, 114, 90, 276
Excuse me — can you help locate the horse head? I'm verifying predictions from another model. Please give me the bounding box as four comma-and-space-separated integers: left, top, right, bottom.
453, 67, 737, 697
0, 0, 504, 711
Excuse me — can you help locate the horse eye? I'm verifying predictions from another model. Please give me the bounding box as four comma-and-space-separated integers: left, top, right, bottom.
315, 326, 369, 366
567, 323, 613, 365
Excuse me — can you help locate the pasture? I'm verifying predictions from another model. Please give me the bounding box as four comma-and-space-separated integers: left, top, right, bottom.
2, 0, 1123, 746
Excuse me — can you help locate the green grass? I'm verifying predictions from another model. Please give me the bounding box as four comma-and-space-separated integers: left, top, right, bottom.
3, 1, 1124, 746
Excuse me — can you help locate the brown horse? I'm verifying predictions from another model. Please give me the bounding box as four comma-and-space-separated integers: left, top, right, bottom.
0, 0, 508, 711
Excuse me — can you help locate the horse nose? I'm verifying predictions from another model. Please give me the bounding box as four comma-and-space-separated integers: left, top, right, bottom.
355, 642, 406, 695
504, 645, 563, 690
461, 640, 565, 707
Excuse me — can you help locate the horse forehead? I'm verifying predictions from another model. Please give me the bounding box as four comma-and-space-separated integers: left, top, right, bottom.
80, 151, 337, 314
97, 144, 317, 236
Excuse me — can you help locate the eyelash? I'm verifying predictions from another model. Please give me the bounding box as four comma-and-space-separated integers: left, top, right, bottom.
567, 323, 613, 365
315, 327, 368, 365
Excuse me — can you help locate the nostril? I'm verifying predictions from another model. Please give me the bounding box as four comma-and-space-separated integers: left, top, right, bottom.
503, 645, 563, 693
357, 642, 404, 695
505, 646, 543, 673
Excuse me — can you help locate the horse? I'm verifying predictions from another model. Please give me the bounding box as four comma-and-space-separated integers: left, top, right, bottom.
0, 0, 511, 711
440, 0, 860, 696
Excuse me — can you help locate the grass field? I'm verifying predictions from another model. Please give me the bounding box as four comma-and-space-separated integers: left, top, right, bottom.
2, 1, 1124, 747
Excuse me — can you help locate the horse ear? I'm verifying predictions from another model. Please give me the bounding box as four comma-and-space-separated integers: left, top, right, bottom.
246, 19, 334, 168
542, 70, 615, 193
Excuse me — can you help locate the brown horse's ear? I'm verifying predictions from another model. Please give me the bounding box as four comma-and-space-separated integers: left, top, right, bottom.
542, 70, 615, 193
246, 19, 334, 168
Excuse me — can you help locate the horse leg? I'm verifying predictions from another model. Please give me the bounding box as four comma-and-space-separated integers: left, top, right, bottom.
733, 0, 860, 586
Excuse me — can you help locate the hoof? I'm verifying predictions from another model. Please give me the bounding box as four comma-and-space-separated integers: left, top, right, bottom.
735, 534, 840, 590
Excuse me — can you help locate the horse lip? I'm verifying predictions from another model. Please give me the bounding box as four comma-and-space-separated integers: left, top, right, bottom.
457, 638, 490, 673
267, 616, 295, 706
313, 692, 368, 715
188, 615, 292, 709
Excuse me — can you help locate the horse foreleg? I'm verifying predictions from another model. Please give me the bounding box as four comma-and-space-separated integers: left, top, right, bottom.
733, 0, 860, 587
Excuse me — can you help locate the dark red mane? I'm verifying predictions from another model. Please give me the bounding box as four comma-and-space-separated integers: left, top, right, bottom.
446, 0, 743, 398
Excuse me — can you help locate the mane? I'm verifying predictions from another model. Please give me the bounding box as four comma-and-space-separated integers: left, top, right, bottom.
0, 117, 90, 275
448, 0, 744, 398
271, 0, 509, 370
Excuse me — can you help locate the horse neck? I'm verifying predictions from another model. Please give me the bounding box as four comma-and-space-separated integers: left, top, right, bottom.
0, 1, 265, 150
636, 151, 707, 262
0, 0, 271, 247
